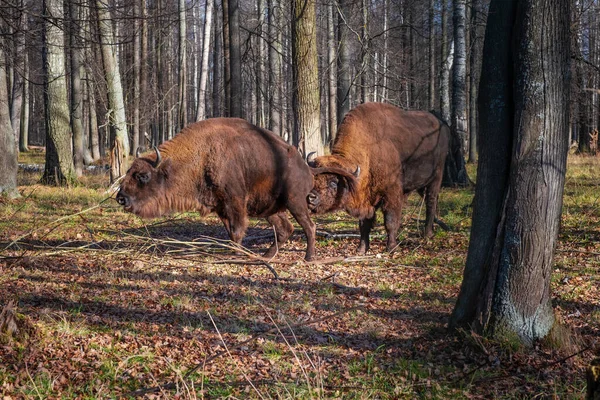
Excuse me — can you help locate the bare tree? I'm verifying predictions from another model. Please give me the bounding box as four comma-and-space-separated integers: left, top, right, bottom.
0, 38, 19, 198
69, 0, 84, 176
177, 0, 187, 130
327, 0, 337, 144
227, 0, 242, 117
450, 0, 571, 345
337, 0, 351, 125
268, 0, 283, 136
96, 0, 130, 182
196, 0, 214, 121
292, 0, 323, 155
42, 0, 76, 186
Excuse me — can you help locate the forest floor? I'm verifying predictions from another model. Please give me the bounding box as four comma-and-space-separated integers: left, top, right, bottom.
0, 150, 599, 399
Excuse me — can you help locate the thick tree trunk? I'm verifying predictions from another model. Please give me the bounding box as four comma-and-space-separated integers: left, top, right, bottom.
292, 0, 322, 155
96, 0, 130, 182
42, 0, 76, 186
450, 0, 570, 346
196, 0, 214, 121
0, 43, 19, 198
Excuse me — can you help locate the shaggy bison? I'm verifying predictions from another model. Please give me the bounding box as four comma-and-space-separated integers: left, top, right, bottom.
117, 118, 332, 260
308, 102, 450, 254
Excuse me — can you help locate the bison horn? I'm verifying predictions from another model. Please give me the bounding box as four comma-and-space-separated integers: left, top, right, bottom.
353, 165, 361, 178
306, 151, 316, 164
136, 147, 142, 158
153, 146, 162, 168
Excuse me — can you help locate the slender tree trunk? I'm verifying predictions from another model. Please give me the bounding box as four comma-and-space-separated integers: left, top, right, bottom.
222, 0, 231, 116
292, 0, 322, 155
443, 0, 470, 187
382, 0, 388, 102
19, 51, 29, 153
360, 0, 369, 103
10, 2, 25, 141
213, 6, 223, 117
228, 0, 242, 117
467, 0, 480, 163
439, 0, 452, 122
178, 0, 188, 130
140, 0, 149, 147
96, 0, 130, 182
452, 0, 468, 153
42, 0, 76, 186
337, 0, 351, 125
268, 0, 283, 136
450, 0, 570, 346
132, 0, 141, 154
429, 0, 436, 110
196, 0, 214, 121
327, 0, 337, 145
0, 42, 19, 198
70, 0, 84, 176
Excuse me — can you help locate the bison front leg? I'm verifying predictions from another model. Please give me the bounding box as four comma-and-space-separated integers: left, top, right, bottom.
358, 215, 376, 255
287, 205, 316, 261
382, 198, 404, 253
263, 213, 294, 259
218, 200, 249, 251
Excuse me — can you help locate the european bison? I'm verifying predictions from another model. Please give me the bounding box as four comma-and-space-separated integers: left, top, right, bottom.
117, 118, 332, 260
308, 102, 450, 254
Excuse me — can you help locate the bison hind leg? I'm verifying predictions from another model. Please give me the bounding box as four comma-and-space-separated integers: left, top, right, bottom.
263, 213, 294, 259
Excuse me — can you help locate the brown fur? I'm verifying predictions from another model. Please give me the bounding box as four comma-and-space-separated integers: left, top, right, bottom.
117, 118, 317, 260
308, 102, 450, 254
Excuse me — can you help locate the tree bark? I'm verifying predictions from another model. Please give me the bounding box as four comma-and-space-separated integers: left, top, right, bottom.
196, 0, 214, 121
327, 0, 337, 145
268, 0, 283, 136
467, 0, 480, 163
450, 0, 571, 346
41, 0, 76, 186
337, 0, 351, 125
292, 0, 323, 155
96, 0, 130, 182
0, 42, 19, 198
428, 0, 435, 110
227, 0, 242, 117
19, 50, 29, 153
439, 0, 452, 122
70, 0, 84, 176
178, 0, 188, 130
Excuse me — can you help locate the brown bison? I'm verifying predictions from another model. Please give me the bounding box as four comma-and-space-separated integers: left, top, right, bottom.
116, 118, 350, 261
308, 102, 450, 254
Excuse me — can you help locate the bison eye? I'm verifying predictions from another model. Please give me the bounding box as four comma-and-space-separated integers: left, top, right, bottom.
136, 172, 151, 184
328, 180, 338, 190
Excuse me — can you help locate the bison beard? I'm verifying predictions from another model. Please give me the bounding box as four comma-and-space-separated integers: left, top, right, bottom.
116, 118, 318, 260
308, 102, 450, 254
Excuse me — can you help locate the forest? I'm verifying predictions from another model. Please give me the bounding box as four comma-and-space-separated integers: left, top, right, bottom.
0, 0, 600, 398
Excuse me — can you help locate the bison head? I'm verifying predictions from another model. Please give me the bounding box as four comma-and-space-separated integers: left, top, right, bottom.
307, 158, 360, 214
116, 147, 173, 218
